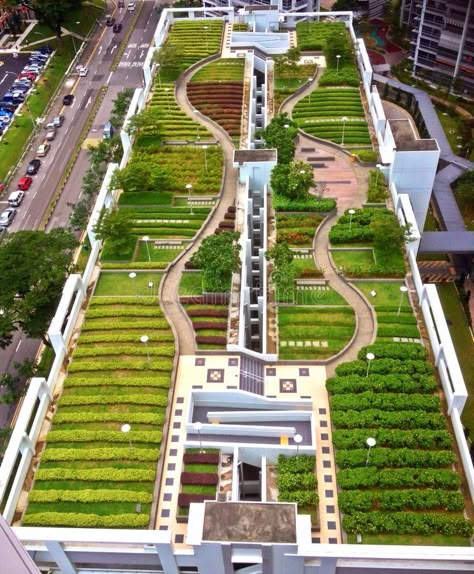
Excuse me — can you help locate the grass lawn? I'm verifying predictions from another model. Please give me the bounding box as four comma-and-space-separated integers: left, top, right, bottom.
135, 243, 184, 263
355, 281, 407, 307
331, 249, 374, 273
94, 272, 163, 297
179, 272, 203, 296
437, 284, 474, 434
435, 108, 474, 162
347, 533, 471, 546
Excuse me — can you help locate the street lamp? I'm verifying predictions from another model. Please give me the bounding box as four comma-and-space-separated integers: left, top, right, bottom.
308, 76, 313, 104
193, 109, 201, 140
348, 209, 355, 232
129, 272, 138, 298
294, 433, 302, 456
164, 87, 171, 112
398, 285, 408, 316
156, 63, 162, 87
186, 183, 193, 216
202, 144, 208, 173
142, 235, 151, 262
195, 421, 203, 453
336, 54, 341, 74
203, 25, 209, 51
366, 352, 375, 377
140, 335, 151, 367
121, 423, 134, 453
375, 163, 383, 187
148, 281, 154, 298
366, 437, 376, 466
341, 116, 348, 146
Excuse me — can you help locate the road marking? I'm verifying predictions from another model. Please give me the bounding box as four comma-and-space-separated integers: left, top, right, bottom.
110, 44, 118, 54
15, 340, 22, 352
85, 96, 92, 108
0, 73, 7, 85
139, 50, 144, 59
106, 71, 113, 85
98, 46, 103, 56
125, 51, 131, 59
128, 43, 137, 49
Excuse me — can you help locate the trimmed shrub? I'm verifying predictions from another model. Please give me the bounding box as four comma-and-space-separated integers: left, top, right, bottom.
358, 343, 427, 361
273, 194, 336, 213
73, 345, 175, 359
36, 468, 156, 482
68, 360, 173, 373
332, 429, 452, 450
178, 493, 216, 507
187, 309, 228, 318
196, 335, 227, 345
22, 512, 150, 529
59, 394, 169, 407
65, 376, 170, 389
336, 467, 461, 490
52, 411, 166, 425
180, 294, 229, 305
335, 447, 456, 469
28, 489, 154, 504
330, 392, 441, 412
326, 374, 438, 395
339, 489, 464, 513
331, 410, 446, 430
46, 430, 163, 444
180, 472, 218, 485
183, 453, 220, 464
335, 359, 433, 377
41, 447, 160, 462
277, 455, 315, 474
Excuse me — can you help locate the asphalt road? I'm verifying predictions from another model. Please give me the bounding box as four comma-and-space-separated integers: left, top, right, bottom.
0, 0, 159, 429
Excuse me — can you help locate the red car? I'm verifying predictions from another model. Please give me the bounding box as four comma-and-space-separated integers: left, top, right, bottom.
17, 176, 33, 191
19, 72, 37, 81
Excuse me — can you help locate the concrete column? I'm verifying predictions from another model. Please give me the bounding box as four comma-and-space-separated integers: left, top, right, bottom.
434, 343, 444, 367
320, 557, 337, 574
45, 541, 77, 574
20, 433, 35, 456
155, 543, 179, 574
194, 542, 227, 574
452, 0, 473, 83
262, 543, 272, 574
49, 330, 66, 356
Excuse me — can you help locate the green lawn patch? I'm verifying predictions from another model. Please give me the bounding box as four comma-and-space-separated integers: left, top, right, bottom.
94, 272, 163, 297
332, 249, 375, 273
191, 58, 245, 82
180, 272, 203, 296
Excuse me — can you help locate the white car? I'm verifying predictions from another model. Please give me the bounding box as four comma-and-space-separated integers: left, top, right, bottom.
78, 66, 88, 77
36, 143, 50, 157
128, 1, 136, 11
0, 207, 16, 227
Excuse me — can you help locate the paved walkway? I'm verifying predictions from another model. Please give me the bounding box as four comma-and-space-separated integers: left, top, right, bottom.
160, 66, 239, 356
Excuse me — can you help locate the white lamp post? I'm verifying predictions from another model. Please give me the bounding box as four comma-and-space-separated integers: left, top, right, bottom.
366, 352, 375, 377
129, 272, 137, 298
348, 209, 355, 232
186, 183, 193, 215
294, 433, 302, 456
308, 77, 313, 104
148, 281, 154, 298
121, 423, 133, 453
203, 25, 209, 51
375, 163, 383, 187
366, 437, 376, 466
156, 63, 161, 87
336, 54, 341, 74
164, 87, 171, 112
195, 421, 203, 453
142, 235, 151, 262
398, 285, 408, 316
202, 144, 208, 173
193, 109, 201, 140
140, 335, 151, 367
341, 116, 348, 146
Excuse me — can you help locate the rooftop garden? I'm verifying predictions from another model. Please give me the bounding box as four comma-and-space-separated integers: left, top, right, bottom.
178, 449, 220, 517
277, 455, 319, 525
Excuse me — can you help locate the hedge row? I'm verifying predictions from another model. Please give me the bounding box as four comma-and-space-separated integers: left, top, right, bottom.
196, 335, 227, 345
343, 511, 473, 537
53, 412, 165, 425
81, 319, 170, 331
73, 345, 175, 359
277, 471, 317, 492
326, 374, 438, 395
183, 453, 220, 464
101, 262, 168, 270
335, 359, 433, 377
180, 472, 218, 485
59, 394, 169, 407
178, 493, 215, 507
68, 360, 173, 373
46, 430, 162, 444
187, 309, 228, 318
277, 454, 315, 474
336, 467, 461, 490
331, 391, 441, 412
22, 512, 150, 529
377, 325, 420, 338
277, 455, 319, 508
65, 376, 170, 389
86, 307, 164, 318
331, 410, 446, 430
41, 447, 160, 462
332, 429, 452, 450
79, 333, 174, 344
335, 447, 456, 469
90, 297, 159, 306
36, 468, 156, 482
338, 489, 464, 513
273, 194, 336, 213
28, 489, 154, 504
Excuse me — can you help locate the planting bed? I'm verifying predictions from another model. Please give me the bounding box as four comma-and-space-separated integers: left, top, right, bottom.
296, 21, 347, 51
178, 449, 220, 516
277, 455, 318, 524
328, 342, 473, 542
276, 213, 323, 247
23, 295, 174, 528
183, 302, 229, 350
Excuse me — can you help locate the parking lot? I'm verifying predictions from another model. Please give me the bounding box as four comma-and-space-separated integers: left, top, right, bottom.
0, 51, 31, 100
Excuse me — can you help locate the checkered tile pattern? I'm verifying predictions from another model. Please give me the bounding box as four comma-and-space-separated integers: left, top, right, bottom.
207, 368, 224, 383
279, 379, 297, 393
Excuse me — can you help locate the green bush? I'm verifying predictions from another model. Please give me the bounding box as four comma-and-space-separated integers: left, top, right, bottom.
319, 68, 360, 86
101, 262, 168, 270
337, 467, 461, 490
277, 472, 317, 492
335, 447, 456, 469
277, 455, 315, 474
330, 391, 441, 412
73, 345, 175, 359
273, 194, 336, 213
22, 512, 150, 529
358, 343, 427, 362
335, 359, 433, 377
332, 429, 452, 450
278, 489, 319, 507
377, 324, 420, 338
89, 297, 159, 306
28, 489, 153, 504
36, 468, 156, 482
59, 393, 169, 406
331, 410, 446, 430
339, 489, 464, 513
53, 411, 166, 425
343, 511, 473, 537
81, 319, 170, 331
41, 447, 160, 462
66, 376, 170, 388
353, 149, 378, 162
326, 374, 438, 395
46, 430, 163, 444
68, 359, 173, 373
86, 307, 164, 318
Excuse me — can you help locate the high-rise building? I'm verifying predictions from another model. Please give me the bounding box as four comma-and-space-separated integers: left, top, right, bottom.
401, 0, 474, 93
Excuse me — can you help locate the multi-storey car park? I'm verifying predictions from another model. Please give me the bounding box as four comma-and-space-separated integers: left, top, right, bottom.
0, 4, 474, 573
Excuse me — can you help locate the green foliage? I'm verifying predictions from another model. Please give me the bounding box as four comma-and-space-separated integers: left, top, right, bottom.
367, 169, 388, 203
343, 511, 473, 537
335, 447, 456, 469
353, 149, 378, 162
35, 468, 156, 482
332, 429, 452, 450
277, 454, 315, 474
296, 21, 347, 51
335, 358, 433, 377
259, 113, 298, 164
331, 391, 441, 412
270, 160, 315, 201
326, 373, 437, 395
42, 447, 160, 462
339, 489, 465, 513
337, 467, 461, 490
65, 375, 170, 388
266, 241, 296, 298
93, 209, 133, 255
59, 392, 169, 406
28, 489, 153, 504
72, 344, 174, 359
190, 232, 240, 292
53, 411, 165, 425
273, 194, 336, 213
331, 410, 446, 430
22, 512, 150, 529
318, 68, 360, 86
277, 455, 318, 508
46, 430, 162, 444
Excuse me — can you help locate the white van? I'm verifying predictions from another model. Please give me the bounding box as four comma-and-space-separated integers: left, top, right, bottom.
128, 1, 136, 11
8, 190, 25, 207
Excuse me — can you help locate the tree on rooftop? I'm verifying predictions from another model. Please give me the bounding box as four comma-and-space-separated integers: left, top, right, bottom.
270, 159, 314, 200
325, 30, 351, 68
265, 241, 296, 300
191, 232, 240, 293
93, 208, 133, 256
0, 229, 78, 347
259, 113, 298, 164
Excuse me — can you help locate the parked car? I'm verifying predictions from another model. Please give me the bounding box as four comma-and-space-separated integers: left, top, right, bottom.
113, 23, 122, 33
63, 94, 74, 106
10, 91, 25, 102
26, 159, 41, 175
0, 208, 16, 227
0, 103, 17, 112
8, 191, 25, 207
78, 66, 88, 77
106, 16, 115, 26
17, 176, 33, 191
53, 115, 64, 127
128, 1, 136, 11
19, 72, 38, 81
36, 143, 50, 157
45, 126, 56, 141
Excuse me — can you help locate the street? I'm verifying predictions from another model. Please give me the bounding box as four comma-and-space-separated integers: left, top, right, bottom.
0, 0, 159, 430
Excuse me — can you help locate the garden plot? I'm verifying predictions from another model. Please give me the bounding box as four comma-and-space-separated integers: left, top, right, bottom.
23, 294, 174, 529
293, 88, 371, 145
160, 20, 224, 82
125, 206, 211, 239
328, 342, 473, 544
296, 21, 347, 51
178, 449, 220, 517
277, 455, 319, 525
276, 213, 323, 247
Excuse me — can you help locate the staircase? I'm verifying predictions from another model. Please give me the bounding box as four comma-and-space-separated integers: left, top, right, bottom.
239, 354, 265, 395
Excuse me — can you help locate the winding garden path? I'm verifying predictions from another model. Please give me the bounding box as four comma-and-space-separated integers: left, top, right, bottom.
160, 64, 239, 356
279, 78, 376, 374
